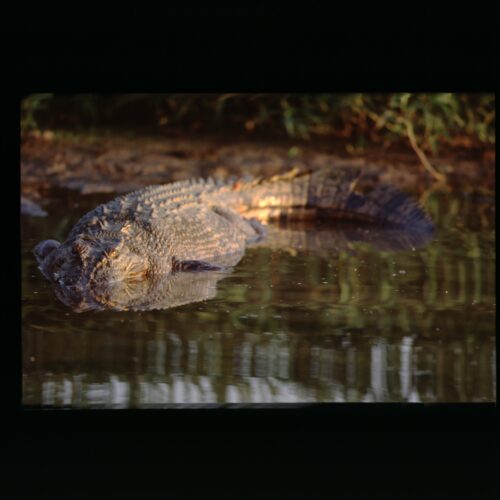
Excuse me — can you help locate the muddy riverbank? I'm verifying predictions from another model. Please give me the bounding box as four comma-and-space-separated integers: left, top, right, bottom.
21, 132, 495, 210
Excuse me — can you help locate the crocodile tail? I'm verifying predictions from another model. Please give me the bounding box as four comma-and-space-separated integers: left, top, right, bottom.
306, 168, 434, 231
338, 184, 434, 230
234, 166, 433, 231
231, 166, 357, 218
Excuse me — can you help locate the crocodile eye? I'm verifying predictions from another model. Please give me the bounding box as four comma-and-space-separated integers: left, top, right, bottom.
72, 242, 86, 257
102, 247, 118, 261
72, 239, 94, 261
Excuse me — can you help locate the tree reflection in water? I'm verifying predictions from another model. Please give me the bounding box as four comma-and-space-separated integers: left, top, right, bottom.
23, 325, 496, 406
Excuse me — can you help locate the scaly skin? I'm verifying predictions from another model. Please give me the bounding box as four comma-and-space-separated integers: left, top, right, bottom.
34, 166, 434, 311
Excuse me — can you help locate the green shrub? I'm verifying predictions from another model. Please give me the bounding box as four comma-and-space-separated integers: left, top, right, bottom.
21, 93, 495, 153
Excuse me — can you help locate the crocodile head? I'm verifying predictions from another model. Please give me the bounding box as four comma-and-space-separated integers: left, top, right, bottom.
34, 235, 152, 311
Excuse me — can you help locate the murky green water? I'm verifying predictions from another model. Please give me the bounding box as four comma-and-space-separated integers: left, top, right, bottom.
21, 187, 496, 406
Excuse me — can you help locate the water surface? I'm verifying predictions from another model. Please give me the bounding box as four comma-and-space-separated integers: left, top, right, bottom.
21, 187, 496, 406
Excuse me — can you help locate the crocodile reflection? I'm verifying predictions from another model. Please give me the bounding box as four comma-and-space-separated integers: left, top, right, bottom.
50, 251, 244, 312
46, 224, 433, 312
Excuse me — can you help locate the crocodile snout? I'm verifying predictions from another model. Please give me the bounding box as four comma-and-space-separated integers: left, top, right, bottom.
33, 239, 61, 265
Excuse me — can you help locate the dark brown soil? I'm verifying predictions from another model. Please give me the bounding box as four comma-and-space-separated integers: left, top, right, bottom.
21, 132, 495, 203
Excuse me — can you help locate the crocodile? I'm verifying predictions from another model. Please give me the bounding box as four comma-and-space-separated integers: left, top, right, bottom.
40, 225, 433, 312
34, 166, 434, 312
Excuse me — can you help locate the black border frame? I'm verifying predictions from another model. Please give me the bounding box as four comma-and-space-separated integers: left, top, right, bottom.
6, 7, 498, 495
